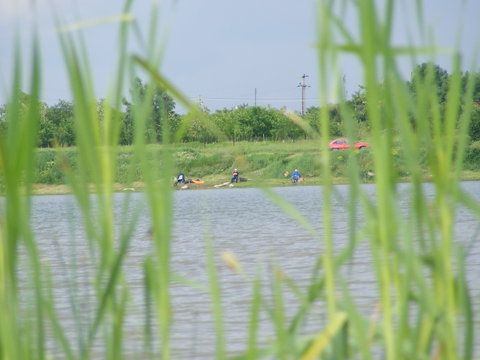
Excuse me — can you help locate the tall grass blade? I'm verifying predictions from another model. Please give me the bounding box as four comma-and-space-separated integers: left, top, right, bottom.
44, 269, 75, 359
83, 224, 133, 358
262, 188, 319, 240
58, 13, 134, 33
300, 312, 347, 360
206, 235, 226, 359
0, 32, 48, 358
317, 0, 338, 324
456, 247, 474, 360
245, 274, 261, 360
271, 266, 292, 359
0, 40, 23, 360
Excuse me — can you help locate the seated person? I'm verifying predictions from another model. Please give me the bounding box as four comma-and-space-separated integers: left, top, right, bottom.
231, 168, 239, 183
291, 169, 302, 183
176, 173, 186, 184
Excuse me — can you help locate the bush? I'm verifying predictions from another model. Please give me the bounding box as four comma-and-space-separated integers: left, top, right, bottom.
464, 141, 480, 169
34, 149, 80, 184
468, 105, 480, 142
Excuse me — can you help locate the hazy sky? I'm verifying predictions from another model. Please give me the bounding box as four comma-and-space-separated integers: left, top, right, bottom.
1, 0, 479, 113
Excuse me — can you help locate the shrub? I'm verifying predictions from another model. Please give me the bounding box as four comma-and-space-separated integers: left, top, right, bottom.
464, 141, 480, 169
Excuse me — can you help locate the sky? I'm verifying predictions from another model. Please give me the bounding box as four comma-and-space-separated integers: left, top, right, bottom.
1, 0, 479, 113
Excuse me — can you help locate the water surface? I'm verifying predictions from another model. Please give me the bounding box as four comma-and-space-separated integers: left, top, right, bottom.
25, 182, 480, 358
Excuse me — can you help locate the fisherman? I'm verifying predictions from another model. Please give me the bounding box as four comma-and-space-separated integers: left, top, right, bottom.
176, 172, 186, 185
291, 169, 302, 183
231, 168, 239, 183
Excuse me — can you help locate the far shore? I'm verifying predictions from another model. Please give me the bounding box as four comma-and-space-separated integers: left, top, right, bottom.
29, 171, 480, 195
28, 140, 480, 196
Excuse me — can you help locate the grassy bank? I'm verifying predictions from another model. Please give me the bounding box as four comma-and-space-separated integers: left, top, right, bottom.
31, 140, 480, 194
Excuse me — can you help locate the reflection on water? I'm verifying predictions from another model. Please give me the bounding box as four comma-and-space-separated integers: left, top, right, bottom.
21, 182, 480, 358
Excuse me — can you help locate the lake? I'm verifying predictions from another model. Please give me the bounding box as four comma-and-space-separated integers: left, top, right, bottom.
24, 182, 480, 358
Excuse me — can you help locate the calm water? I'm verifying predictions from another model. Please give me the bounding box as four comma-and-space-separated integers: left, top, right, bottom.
22, 182, 480, 358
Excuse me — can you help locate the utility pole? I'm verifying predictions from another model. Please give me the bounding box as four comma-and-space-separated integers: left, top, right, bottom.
198, 95, 205, 110
297, 74, 310, 116
254, 88, 257, 107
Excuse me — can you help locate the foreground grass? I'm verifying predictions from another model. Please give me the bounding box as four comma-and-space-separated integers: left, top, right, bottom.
1, 0, 479, 359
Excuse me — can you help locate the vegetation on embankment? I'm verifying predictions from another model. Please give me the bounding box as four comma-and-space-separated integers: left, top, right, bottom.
28, 139, 480, 194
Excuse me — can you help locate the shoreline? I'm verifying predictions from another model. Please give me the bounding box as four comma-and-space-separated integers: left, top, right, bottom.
29, 171, 480, 195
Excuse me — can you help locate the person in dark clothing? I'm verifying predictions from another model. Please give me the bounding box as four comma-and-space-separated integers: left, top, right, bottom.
231, 168, 239, 183
176, 173, 186, 185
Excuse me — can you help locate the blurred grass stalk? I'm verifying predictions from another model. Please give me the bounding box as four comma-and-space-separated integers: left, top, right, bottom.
0, 0, 478, 359
0, 37, 44, 359
313, 0, 475, 359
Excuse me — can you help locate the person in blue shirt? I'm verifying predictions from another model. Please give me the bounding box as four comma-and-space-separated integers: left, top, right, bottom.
291, 169, 302, 183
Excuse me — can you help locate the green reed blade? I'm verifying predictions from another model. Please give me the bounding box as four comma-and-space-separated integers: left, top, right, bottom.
206, 234, 226, 360
82, 223, 133, 358
44, 269, 75, 360
282, 274, 308, 306
24, 36, 46, 359
142, 257, 154, 357
132, 56, 195, 110
246, 274, 261, 360
456, 247, 474, 360
271, 266, 290, 359
284, 111, 319, 138
317, 0, 337, 323
0, 32, 48, 359
300, 312, 347, 360
261, 188, 320, 240
341, 283, 373, 360
287, 276, 325, 336
58, 14, 134, 33
110, 284, 128, 360
0, 40, 22, 360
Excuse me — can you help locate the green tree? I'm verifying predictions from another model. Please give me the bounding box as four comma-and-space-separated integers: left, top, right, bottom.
241, 106, 274, 140
120, 97, 135, 145
122, 77, 178, 144
209, 105, 252, 141
461, 70, 480, 105
304, 105, 343, 138
409, 63, 450, 104
1, 92, 47, 144
41, 100, 75, 147
469, 103, 480, 142
211, 106, 307, 142
210, 108, 239, 142
347, 88, 368, 123
270, 108, 305, 140
178, 110, 220, 143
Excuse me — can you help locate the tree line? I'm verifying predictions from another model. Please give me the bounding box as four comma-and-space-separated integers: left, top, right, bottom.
1, 63, 480, 147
